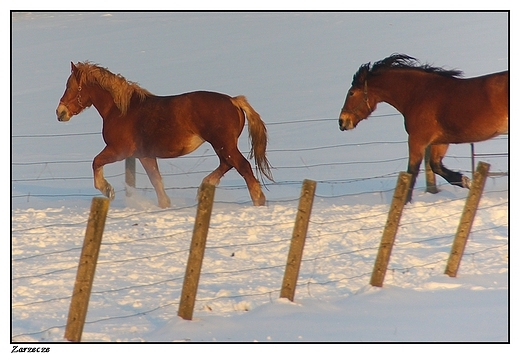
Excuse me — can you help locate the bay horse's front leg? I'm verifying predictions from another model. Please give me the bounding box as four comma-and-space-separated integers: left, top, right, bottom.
429, 144, 471, 189
406, 159, 421, 204
139, 157, 171, 208
406, 139, 426, 203
93, 147, 120, 200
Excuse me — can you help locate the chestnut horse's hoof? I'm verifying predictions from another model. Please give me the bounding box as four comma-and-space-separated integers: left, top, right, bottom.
158, 197, 171, 209
253, 195, 266, 206
104, 185, 115, 200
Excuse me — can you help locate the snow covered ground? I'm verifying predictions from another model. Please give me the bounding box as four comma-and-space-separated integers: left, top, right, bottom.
10, 10, 511, 347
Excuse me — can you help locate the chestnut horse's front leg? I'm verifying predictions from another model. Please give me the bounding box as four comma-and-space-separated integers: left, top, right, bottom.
93, 146, 122, 200
139, 157, 171, 208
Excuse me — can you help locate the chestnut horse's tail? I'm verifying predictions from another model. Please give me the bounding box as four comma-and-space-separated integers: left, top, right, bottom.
231, 95, 274, 183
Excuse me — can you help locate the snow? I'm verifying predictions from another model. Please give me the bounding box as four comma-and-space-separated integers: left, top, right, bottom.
10, 10, 512, 347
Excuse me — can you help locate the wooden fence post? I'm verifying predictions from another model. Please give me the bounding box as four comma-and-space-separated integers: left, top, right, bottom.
65, 197, 110, 342
125, 157, 136, 197
445, 162, 490, 277
370, 172, 411, 287
280, 179, 317, 301
424, 145, 438, 194
178, 183, 215, 320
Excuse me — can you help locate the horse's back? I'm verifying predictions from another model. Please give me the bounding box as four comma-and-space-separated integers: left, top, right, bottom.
479, 71, 508, 133
117, 91, 240, 158
488, 71, 509, 135
486, 71, 508, 99
465, 70, 508, 95
169, 90, 233, 106
167, 91, 245, 134
434, 70, 509, 141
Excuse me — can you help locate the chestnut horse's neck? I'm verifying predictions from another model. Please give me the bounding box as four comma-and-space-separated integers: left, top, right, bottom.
73, 63, 152, 119
83, 81, 132, 119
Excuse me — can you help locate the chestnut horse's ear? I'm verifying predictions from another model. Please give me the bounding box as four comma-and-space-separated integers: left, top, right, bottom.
70, 61, 76, 72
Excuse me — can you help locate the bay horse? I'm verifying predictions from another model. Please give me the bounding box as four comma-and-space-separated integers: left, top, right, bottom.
339, 54, 508, 202
56, 62, 273, 207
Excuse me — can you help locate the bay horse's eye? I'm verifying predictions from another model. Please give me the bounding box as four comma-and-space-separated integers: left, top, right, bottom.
348, 90, 354, 96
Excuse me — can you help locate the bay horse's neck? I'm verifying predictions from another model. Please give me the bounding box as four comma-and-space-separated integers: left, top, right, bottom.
369, 69, 434, 115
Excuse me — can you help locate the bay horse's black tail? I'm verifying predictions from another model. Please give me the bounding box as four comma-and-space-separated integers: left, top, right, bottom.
231, 96, 274, 183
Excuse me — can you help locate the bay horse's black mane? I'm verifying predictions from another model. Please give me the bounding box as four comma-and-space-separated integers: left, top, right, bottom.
352, 53, 464, 86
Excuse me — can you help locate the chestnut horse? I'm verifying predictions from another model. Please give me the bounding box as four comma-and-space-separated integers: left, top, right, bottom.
56, 62, 273, 207
339, 54, 508, 202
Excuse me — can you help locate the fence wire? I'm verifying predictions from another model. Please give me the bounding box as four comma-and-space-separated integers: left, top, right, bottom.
11, 116, 508, 341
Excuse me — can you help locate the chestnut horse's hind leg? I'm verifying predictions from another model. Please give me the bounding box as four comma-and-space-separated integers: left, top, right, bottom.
139, 157, 171, 208
229, 150, 266, 206
208, 144, 266, 206
429, 144, 471, 189
202, 157, 232, 186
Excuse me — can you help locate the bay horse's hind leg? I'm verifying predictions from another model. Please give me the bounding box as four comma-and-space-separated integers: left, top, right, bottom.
429, 144, 471, 189
139, 157, 171, 208
208, 145, 266, 206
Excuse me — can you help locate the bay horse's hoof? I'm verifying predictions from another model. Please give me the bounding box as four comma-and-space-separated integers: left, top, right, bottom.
461, 175, 471, 189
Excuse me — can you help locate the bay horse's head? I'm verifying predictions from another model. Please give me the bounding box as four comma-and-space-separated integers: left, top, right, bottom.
56, 62, 93, 122
338, 63, 375, 131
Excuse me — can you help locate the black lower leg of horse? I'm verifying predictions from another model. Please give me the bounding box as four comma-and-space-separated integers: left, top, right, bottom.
406, 160, 421, 203
430, 162, 471, 189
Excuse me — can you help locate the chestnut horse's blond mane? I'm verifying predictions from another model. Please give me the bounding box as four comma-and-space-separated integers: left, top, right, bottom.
75, 62, 152, 115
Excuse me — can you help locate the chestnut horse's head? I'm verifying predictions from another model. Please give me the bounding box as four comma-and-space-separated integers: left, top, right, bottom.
56, 62, 93, 122
338, 64, 375, 131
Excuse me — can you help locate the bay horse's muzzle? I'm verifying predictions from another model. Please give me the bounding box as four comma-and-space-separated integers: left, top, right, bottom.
338, 113, 355, 131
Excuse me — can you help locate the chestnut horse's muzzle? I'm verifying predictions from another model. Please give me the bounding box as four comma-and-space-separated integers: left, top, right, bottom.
56, 103, 71, 122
